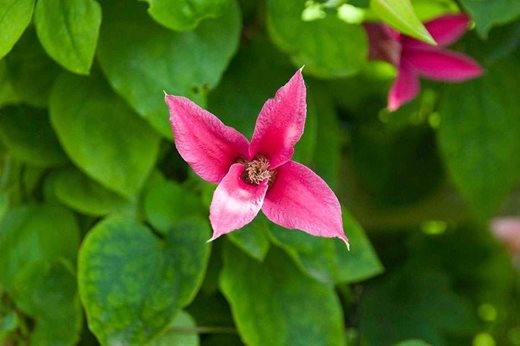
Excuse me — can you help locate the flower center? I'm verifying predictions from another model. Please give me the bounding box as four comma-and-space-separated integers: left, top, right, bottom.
240, 155, 276, 186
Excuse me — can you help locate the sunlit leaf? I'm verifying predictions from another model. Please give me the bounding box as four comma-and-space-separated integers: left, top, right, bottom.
34, 0, 101, 74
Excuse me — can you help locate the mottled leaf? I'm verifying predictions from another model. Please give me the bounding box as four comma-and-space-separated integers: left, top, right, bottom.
78, 217, 210, 345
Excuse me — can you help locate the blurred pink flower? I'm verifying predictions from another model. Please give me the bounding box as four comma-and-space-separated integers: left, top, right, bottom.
491, 217, 520, 255
364, 13, 483, 111
165, 70, 348, 246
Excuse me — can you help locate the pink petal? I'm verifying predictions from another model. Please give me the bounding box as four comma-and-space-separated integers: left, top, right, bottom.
262, 161, 348, 245
363, 23, 401, 65
383, 24, 401, 41
249, 70, 306, 169
388, 62, 420, 111
209, 163, 268, 240
491, 217, 520, 253
404, 48, 483, 81
423, 13, 470, 46
166, 95, 250, 183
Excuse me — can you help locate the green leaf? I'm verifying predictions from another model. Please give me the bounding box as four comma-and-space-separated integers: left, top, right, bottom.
50, 72, 160, 197
4, 28, 61, 108
306, 85, 343, 190
438, 56, 520, 219
97, 0, 241, 137
0, 105, 68, 167
0, 311, 19, 341
370, 0, 436, 45
459, 0, 520, 38
360, 263, 476, 345
394, 339, 433, 346
144, 180, 205, 235
228, 215, 270, 261
149, 311, 199, 346
0, 205, 80, 292
220, 243, 345, 346
268, 207, 383, 284
78, 217, 210, 345
145, 0, 231, 31
0, 61, 19, 107
34, 0, 101, 75
0, 0, 34, 59
350, 122, 443, 206
267, 0, 367, 78
48, 167, 129, 216
12, 260, 82, 346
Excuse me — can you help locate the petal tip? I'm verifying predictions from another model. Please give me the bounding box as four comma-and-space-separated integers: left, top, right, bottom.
339, 235, 350, 251
387, 97, 400, 112
207, 232, 222, 243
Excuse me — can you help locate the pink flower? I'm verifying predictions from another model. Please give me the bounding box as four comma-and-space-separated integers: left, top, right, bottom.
491, 217, 520, 254
364, 13, 483, 111
165, 70, 348, 246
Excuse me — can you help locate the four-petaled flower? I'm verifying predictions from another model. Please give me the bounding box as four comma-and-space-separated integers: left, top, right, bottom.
165, 70, 348, 247
364, 13, 483, 111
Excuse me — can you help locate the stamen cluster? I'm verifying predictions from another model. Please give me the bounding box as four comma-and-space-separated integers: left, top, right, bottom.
241, 155, 276, 185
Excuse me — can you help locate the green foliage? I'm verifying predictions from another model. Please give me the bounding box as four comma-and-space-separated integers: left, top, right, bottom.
267, 0, 367, 78
78, 217, 210, 345
50, 71, 160, 197
144, 180, 205, 234
460, 0, 520, 37
438, 55, 520, 219
0, 205, 80, 291
0, 0, 519, 345
360, 263, 477, 345
48, 167, 129, 216
269, 207, 383, 284
34, 0, 101, 74
370, 0, 435, 44
220, 243, 345, 346
12, 260, 82, 346
149, 311, 200, 346
0, 0, 34, 59
145, 0, 231, 32
97, 0, 240, 137
4, 28, 61, 107
0, 106, 67, 167
228, 215, 271, 261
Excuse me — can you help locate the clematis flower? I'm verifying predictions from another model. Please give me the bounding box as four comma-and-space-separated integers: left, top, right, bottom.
491, 217, 520, 260
165, 70, 348, 247
364, 13, 483, 111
